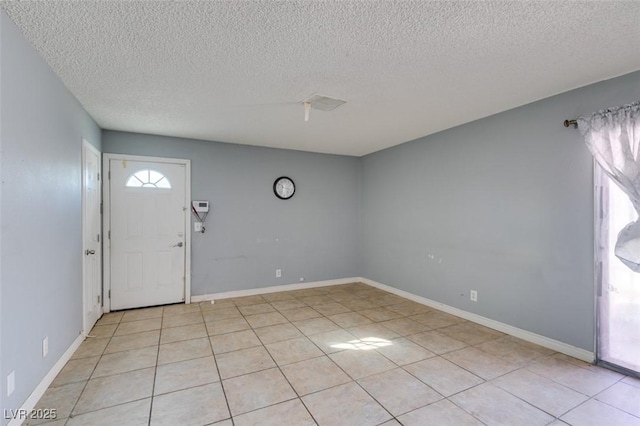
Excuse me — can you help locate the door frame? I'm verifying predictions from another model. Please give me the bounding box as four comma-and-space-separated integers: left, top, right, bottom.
594, 159, 605, 364
82, 139, 103, 333
102, 153, 192, 313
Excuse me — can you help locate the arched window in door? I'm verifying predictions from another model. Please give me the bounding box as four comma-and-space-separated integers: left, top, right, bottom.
125, 169, 171, 189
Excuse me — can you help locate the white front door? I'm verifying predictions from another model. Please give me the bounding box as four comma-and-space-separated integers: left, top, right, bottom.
82, 140, 102, 333
109, 159, 188, 310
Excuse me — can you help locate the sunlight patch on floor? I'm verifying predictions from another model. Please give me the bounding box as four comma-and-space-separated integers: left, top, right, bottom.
330, 337, 392, 351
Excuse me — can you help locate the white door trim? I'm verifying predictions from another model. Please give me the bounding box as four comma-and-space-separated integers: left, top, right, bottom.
82, 139, 102, 334
594, 158, 603, 362
103, 153, 192, 313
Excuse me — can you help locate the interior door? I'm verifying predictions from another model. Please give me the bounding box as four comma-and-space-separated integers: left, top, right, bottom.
109, 159, 187, 310
83, 140, 102, 332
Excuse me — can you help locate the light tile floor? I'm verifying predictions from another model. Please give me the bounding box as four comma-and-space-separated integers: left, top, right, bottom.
26, 283, 640, 425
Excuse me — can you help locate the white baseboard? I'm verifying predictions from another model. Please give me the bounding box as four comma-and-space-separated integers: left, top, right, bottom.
190, 277, 362, 303
360, 278, 595, 363
190, 275, 594, 363
8, 333, 85, 426
6, 276, 594, 426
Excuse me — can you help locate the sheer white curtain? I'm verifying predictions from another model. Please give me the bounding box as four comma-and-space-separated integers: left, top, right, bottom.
578, 101, 640, 271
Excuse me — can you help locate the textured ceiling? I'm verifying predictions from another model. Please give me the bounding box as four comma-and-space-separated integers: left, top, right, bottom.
2, 1, 640, 156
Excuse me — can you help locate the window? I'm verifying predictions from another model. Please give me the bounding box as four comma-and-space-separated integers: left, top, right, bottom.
125, 169, 171, 188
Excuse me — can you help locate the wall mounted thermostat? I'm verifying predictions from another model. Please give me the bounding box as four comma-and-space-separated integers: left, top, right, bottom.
191, 201, 209, 234
192, 201, 209, 213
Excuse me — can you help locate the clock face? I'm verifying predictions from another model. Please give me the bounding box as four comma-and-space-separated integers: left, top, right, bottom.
274, 177, 295, 200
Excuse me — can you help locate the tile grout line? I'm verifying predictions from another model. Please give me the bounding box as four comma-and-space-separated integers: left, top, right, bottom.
233, 298, 320, 423
87, 302, 462, 418
203, 303, 234, 425
57, 284, 638, 425
586, 379, 639, 419
217, 289, 355, 421
310, 288, 424, 424
77, 316, 123, 420
64, 313, 120, 422
234, 293, 404, 424
236, 286, 620, 418
146, 305, 165, 426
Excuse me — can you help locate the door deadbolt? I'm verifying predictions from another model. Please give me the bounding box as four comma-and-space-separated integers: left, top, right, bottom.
172, 242, 183, 248
85, 249, 96, 255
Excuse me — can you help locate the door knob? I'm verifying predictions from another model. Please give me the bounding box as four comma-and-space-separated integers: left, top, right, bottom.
172, 242, 183, 248
85, 249, 96, 255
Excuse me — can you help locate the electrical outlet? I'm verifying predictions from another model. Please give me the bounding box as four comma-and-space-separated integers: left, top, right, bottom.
194, 222, 202, 232
7, 371, 15, 397
43, 336, 49, 358
276, 269, 282, 278
299, 277, 305, 282
470, 290, 478, 302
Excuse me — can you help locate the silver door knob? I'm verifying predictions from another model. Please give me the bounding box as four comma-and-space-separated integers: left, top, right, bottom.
172, 242, 183, 247
85, 249, 96, 255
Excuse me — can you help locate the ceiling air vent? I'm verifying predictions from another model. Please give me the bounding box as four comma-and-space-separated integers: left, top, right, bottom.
301, 94, 346, 121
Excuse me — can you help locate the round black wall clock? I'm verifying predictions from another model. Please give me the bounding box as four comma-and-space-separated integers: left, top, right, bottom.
273, 176, 295, 200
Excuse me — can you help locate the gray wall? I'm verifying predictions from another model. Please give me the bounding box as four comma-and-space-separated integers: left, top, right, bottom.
102, 132, 361, 295
0, 9, 101, 419
361, 70, 640, 351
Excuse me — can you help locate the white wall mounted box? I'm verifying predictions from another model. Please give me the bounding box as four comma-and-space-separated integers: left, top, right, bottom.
192, 201, 209, 212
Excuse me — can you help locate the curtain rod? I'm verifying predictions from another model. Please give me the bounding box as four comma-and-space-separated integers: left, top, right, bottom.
563, 119, 577, 128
